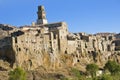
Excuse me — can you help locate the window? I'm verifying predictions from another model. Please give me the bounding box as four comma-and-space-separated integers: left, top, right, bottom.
15, 37, 17, 43
85, 43, 87, 48
54, 34, 56, 39
38, 30, 41, 33
19, 48, 21, 51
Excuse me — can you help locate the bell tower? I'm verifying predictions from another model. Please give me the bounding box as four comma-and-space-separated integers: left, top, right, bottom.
37, 6, 48, 24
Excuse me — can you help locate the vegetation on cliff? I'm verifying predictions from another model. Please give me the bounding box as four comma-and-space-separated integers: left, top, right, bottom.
8, 67, 26, 80
86, 63, 99, 78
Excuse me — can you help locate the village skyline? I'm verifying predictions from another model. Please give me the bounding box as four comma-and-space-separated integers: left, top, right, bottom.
0, 0, 120, 33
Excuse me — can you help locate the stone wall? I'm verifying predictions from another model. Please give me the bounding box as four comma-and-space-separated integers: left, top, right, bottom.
0, 5, 120, 71
0, 22, 119, 70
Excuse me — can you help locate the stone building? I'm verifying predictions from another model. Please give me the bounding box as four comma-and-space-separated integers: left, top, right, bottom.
0, 5, 120, 70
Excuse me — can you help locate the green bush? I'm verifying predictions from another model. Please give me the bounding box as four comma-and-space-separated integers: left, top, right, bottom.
104, 60, 120, 75
112, 73, 120, 80
86, 63, 98, 78
100, 74, 112, 80
9, 67, 26, 80
70, 68, 86, 80
71, 68, 81, 79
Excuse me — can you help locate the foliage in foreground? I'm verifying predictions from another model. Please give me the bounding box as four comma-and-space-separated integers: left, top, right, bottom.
70, 67, 86, 80
9, 67, 26, 80
100, 74, 113, 80
8, 60, 120, 80
104, 60, 120, 75
86, 63, 99, 78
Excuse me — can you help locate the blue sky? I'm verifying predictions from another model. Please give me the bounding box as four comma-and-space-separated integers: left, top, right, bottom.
0, 0, 120, 34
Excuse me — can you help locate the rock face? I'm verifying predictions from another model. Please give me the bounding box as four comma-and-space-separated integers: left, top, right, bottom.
0, 5, 120, 71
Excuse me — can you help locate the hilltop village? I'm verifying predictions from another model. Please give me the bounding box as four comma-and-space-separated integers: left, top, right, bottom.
0, 6, 120, 71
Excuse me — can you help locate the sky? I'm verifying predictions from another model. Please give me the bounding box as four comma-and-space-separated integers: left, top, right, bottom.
0, 0, 120, 34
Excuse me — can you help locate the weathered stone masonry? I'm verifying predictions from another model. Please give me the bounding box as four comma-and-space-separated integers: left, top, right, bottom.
0, 5, 120, 70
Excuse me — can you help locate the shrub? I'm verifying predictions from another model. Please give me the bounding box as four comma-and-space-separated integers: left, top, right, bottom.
71, 68, 81, 78
104, 60, 120, 75
9, 67, 26, 80
86, 63, 98, 78
100, 74, 112, 80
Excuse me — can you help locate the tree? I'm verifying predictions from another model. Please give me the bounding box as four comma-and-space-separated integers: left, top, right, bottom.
86, 63, 99, 78
9, 67, 26, 80
104, 60, 120, 75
